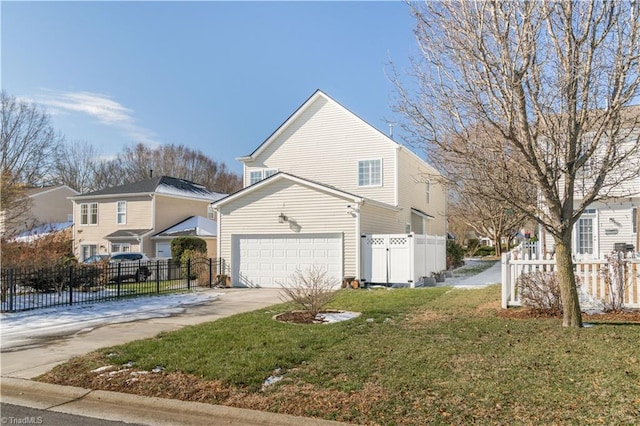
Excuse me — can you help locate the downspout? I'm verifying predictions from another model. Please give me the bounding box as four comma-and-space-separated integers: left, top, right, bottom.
148, 193, 155, 255
216, 206, 222, 274
355, 201, 362, 282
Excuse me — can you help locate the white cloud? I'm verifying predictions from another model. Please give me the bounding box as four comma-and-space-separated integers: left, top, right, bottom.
25, 90, 161, 147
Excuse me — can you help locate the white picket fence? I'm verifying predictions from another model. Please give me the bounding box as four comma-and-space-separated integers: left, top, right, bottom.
502, 251, 640, 309
361, 233, 447, 287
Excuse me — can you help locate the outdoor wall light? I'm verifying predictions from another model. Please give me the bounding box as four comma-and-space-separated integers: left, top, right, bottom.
278, 213, 288, 223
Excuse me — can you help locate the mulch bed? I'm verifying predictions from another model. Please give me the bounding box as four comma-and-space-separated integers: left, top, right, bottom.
274, 310, 342, 324
497, 307, 640, 322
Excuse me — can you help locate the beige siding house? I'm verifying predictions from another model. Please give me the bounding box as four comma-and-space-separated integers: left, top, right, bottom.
213, 90, 447, 288
70, 176, 225, 261
1, 184, 78, 237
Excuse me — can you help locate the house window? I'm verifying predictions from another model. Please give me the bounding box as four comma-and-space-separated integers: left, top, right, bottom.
633, 207, 637, 234
81, 244, 98, 261
577, 216, 594, 255
426, 180, 431, 204
207, 204, 216, 220
80, 203, 98, 225
249, 171, 262, 185
117, 201, 126, 225
249, 168, 278, 185
358, 159, 382, 187
111, 243, 131, 253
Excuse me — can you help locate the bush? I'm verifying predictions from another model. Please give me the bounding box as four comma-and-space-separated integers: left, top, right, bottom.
517, 271, 564, 313
277, 265, 339, 316
475, 245, 495, 257
171, 237, 207, 260
447, 240, 465, 269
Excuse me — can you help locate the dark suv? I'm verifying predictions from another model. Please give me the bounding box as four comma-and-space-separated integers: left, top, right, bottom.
108, 253, 152, 282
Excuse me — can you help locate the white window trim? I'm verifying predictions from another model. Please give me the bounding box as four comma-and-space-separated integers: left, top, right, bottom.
80, 203, 98, 225
249, 168, 279, 185
426, 180, 431, 204
111, 243, 131, 253
358, 158, 383, 187
117, 201, 127, 225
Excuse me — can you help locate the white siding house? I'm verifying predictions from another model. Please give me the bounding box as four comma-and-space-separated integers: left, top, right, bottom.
213, 90, 447, 288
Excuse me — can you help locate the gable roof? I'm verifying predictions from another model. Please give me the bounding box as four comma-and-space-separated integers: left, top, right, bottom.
71, 176, 226, 202
212, 172, 399, 212
152, 216, 217, 238
24, 184, 79, 197
236, 89, 440, 175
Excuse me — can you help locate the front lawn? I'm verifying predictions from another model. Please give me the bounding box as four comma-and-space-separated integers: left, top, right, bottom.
39, 285, 640, 425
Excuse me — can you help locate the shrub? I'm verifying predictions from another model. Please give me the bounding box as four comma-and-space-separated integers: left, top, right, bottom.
171, 237, 207, 260
601, 251, 630, 311
447, 240, 465, 269
277, 265, 339, 316
475, 245, 496, 257
517, 271, 564, 313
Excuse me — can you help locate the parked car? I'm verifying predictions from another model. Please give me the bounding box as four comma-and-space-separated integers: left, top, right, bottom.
82, 254, 110, 264
107, 252, 152, 283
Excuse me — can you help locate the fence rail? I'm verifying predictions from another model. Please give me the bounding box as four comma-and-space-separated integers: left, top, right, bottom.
1, 258, 227, 313
502, 251, 640, 309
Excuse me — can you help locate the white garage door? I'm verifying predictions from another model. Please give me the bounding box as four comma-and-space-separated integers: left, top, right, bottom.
233, 234, 343, 288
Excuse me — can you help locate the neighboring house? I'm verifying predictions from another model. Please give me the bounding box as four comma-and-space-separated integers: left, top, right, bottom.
212, 90, 447, 288
0, 184, 78, 237
539, 107, 640, 259
152, 215, 218, 258
70, 176, 225, 261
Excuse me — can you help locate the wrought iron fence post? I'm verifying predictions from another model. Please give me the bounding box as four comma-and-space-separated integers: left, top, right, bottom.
156, 260, 160, 293
209, 258, 213, 288
68, 266, 74, 306
9, 268, 15, 312
117, 263, 122, 297
187, 258, 191, 290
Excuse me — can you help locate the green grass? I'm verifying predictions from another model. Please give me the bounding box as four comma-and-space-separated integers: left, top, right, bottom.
41, 285, 640, 425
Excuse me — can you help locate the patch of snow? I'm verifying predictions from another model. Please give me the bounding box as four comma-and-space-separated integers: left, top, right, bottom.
262, 368, 284, 391
91, 365, 114, 373
1, 292, 218, 350
316, 311, 361, 324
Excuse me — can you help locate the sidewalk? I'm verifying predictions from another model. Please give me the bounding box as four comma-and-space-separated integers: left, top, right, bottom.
1, 288, 348, 425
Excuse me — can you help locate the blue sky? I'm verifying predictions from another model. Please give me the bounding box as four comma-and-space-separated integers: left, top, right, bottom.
2, 1, 419, 175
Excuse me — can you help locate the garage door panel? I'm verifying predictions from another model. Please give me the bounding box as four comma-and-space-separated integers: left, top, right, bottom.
233, 234, 342, 288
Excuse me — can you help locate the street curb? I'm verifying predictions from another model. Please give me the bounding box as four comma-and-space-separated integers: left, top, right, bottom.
1, 377, 350, 425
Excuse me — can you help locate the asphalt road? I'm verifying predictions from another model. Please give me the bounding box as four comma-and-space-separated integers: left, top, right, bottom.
1, 403, 145, 426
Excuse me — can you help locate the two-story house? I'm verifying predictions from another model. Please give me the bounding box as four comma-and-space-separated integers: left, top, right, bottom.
539, 106, 640, 259
212, 90, 447, 288
1, 184, 78, 238
70, 176, 225, 261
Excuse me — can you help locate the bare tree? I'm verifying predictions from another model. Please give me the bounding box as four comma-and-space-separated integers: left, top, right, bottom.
52, 140, 102, 193
116, 143, 242, 193
394, 1, 640, 327
1, 91, 63, 232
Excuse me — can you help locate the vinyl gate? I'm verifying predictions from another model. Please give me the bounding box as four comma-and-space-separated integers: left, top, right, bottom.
361, 233, 446, 287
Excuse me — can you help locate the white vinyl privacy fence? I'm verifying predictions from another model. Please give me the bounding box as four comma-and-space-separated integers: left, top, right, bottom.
361, 233, 446, 287
502, 251, 640, 309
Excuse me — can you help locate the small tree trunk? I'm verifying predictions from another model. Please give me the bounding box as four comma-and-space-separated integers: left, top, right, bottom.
554, 238, 583, 328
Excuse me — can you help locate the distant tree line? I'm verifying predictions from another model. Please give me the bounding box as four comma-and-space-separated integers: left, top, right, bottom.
1, 91, 242, 231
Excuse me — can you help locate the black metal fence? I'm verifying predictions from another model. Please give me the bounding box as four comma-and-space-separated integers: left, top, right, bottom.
1, 258, 228, 313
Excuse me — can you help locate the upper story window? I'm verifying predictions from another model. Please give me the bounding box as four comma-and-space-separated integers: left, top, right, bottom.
116, 201, 126, 225
249, 168, 278, 185
358, 159, 382, 187
80, 203, 98, 225
207, 204, 216, 220
426, 180, 431, 204
633, 207, 637, 234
